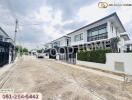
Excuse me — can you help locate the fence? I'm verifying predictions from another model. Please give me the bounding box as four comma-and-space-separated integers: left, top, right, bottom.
77, 53, 132, 75
0, 41, 11, 67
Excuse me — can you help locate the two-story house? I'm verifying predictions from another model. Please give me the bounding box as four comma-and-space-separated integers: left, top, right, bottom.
43, 12, 130, 63
67, 13, 128, 52
51, 36, 70, 47
44, 36, 71, 59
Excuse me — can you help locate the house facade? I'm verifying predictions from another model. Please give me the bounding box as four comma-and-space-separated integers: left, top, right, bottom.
51, 36, 70, 47
0, 27, 15, 66
44, 13, 130, 63
67, 13, 128, 52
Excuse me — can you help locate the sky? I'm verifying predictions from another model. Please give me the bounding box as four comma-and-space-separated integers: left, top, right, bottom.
0, 0, 132, 49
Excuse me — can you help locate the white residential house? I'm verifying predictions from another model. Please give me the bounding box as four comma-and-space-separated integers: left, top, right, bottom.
43, 42, 53, 58
51, 36, 70, 48
43, 12, 132, 74
44, 12, 130, 62
44, 36, 71, 59
44, 13, 129, 59
67, 12, 128, 52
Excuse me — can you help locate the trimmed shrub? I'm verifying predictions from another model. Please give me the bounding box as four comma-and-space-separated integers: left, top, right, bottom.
77, 49, 112, 64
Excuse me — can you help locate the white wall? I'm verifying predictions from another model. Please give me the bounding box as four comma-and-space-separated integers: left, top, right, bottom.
77, 60, 108, 70
8, 50, 12, 64
68, 29, 86, 46
107, 21, 120, 39
77, 53, 132, 75
52, 36, 68, 47
118, 37, 126, 52
0, 29, 8, 38
44, 53, 49, 59
106, 53, 132, 74
58, 37, 67, 47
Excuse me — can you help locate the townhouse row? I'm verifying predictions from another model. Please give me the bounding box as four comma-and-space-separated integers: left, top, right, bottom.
43, 12, 131, 63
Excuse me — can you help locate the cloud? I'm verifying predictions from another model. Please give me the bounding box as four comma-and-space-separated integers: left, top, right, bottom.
77, 2, 109, 23
0, 0, 132, 50
0, 2, 15, 39
0, 0, 99, 49
45, 0, 97, 20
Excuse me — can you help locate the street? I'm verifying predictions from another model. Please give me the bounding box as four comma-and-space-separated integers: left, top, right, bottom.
0, 56, 132, 100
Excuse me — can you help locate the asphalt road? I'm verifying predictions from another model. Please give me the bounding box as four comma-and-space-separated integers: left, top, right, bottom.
0, 56, 132, 100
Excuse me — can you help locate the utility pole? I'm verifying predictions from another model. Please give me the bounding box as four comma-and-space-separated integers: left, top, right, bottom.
14, 19, 18, 43
14, 19, 19, 59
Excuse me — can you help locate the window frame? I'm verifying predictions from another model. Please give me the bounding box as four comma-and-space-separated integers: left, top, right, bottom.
87, 24, 107, 42
74, 33, 83, 42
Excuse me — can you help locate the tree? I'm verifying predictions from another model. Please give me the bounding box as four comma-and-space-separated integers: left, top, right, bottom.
16, 45, 23, 53
37, 48, 44, 53
23, 48, 28, 53
110, 37, 120, 53
15, 45, 28, 56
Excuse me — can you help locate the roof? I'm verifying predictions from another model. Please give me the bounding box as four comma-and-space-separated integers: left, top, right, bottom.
124, 40, 132, 45
51, 35, 69, 42
0, 41, 14, 47
120, 33, 130, 41
44, 12, 126, 44
0, 27, 9, 37
67, 12, 126, 35
0, 27, 15, 45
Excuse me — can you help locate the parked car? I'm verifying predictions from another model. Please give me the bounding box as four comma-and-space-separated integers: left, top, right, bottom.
36, 53, 44, 58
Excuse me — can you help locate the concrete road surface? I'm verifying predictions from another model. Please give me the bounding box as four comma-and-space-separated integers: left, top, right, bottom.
0, 56, 132, 100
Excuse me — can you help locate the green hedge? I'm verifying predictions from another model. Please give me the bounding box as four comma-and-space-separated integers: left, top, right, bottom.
77, 49, 112, 64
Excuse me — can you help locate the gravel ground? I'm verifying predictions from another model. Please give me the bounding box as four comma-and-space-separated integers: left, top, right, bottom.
0, 56, 132, 100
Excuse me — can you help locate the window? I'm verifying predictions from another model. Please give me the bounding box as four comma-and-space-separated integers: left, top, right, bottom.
87, 24, 107, 42
74, 35, 79, 41
111, 25, 113, 33
53, 41, 60, 47
0, 35, 3, 41
92, 30, 98, 36
99, 28, 106, 34
80, 33, 83, 40
67, 39, 70, 46
74, 33, 83, 42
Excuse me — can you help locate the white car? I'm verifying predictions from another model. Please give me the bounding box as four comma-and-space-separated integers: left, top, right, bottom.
37, 53, 44, 58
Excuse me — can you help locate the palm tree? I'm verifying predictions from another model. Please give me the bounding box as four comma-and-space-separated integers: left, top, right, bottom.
110, 36, 120, 53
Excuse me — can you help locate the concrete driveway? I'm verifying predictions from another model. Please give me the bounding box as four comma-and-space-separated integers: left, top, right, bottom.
0, 56, 132, 100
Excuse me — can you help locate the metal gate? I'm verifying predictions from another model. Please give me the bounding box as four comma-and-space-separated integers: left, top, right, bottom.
0, 41, 15, 67
58, 47, 77, 64
66, 53, 76, 64
0, 41, 10, 67
59, 53, 76, 64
